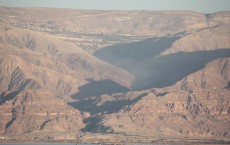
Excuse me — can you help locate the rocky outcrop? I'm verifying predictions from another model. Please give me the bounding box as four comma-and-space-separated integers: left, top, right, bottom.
101, 89, 230, 140
0, 89, 85, 134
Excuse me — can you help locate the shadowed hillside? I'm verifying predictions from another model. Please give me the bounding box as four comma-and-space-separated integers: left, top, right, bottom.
71, 79, 130, 100
94, 36, 180, 74
95, 38, 230, 89
134, 48, 230, 89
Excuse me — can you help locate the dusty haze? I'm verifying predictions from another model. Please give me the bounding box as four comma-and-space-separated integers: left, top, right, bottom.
0, 7, 230, 144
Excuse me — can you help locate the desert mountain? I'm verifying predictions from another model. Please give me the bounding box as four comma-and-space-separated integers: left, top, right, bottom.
0, 7, 229, 143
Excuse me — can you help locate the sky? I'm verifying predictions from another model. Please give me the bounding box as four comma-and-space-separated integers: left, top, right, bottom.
0, 0, 229, 13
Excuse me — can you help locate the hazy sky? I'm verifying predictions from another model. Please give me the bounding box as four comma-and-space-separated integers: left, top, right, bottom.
0, 0, 229, 13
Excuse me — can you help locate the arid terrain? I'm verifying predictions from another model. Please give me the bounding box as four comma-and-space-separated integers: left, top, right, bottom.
0, 7, 230, 144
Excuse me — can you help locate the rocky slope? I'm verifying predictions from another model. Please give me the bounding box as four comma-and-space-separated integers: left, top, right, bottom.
0, 89, 85, 134
0, 23, 133, 134
172, 58, 230, 91
99, 89, 230, 140
0, 7, 230, 143
89, 56, 230, 142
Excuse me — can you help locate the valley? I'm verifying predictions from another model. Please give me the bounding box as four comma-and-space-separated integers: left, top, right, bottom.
0, 7, 230, 144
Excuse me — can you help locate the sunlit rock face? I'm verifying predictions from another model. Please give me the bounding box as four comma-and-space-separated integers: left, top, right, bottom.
0, 90, 85, 134
0, 7, 230, 143
101, 90, 230, 139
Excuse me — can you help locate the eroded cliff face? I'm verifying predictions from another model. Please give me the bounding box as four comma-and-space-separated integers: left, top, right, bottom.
99, 89, 230, 140
0, 90, 85, 134
0, 7, 230, 143
85, 50, 230, 141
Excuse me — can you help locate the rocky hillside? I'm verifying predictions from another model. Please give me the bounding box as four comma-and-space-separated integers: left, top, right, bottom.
0, 21, 133, 135
100, 89, 230, 140
0, 89, 85, 134
0, 7, 229, 143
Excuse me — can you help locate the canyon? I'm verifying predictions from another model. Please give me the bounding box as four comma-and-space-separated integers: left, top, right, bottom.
0, 7, 230, 144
